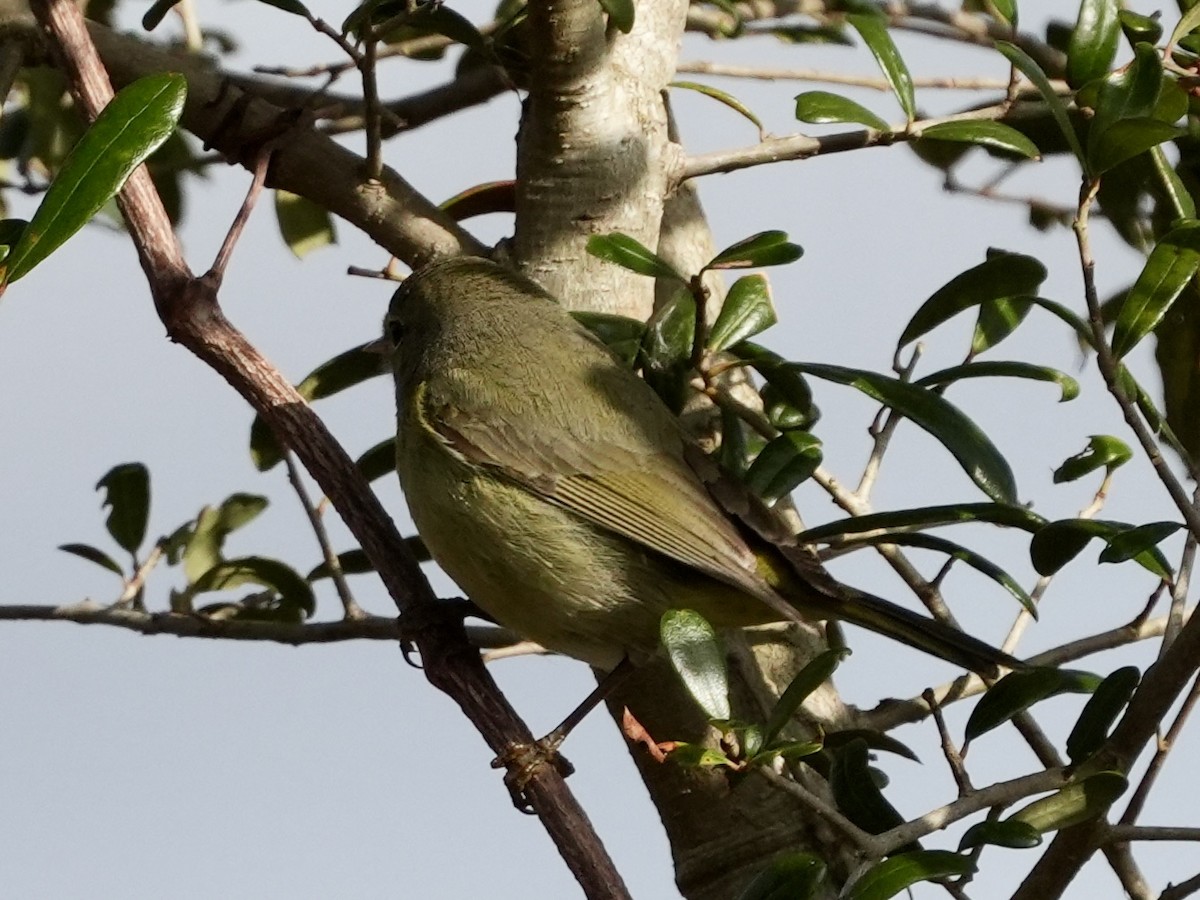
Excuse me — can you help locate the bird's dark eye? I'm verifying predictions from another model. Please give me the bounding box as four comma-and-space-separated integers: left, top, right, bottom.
386, 317, 404, 345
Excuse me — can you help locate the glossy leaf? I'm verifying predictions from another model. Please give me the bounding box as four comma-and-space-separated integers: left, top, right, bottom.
795, 502, 1046, 544
439, 180, 516, 221
996, 42, 1085, 164
744, 432, 822, 506
1053, 435, 1132, 483
899, 251, 1047, 349
839, 531, 1035, 616
1066, 0, 1120, 88
251, 343, 385, 470
1009, 772, 1128, 833
597, 0, 634, 33
1031, 518, 1173, 578
96, 463, 150, 555
972, 297, 1033, 354
1167, 4, 1200, 53
846, 14, 915, 122
965, 669, 1101, 742
640, 289, 696, 412
735, 342, 814, 413
917, 120, 1040, 160
736, 853, 827, 900
794, 91, 888, 130
586, 233, 685, 282
1118, 10, 1162, 46
661, 610, 730, 721
1098, 521, 1182, 566
191, 556, 316, 617
2, 75, 185, 285
846, 851, 974, 900
1112, 221, 1200, 358
1066, 666, 1140, 763
830, 739, 908, 842
793, 363, 1018, 503
667, 742, 735, 769
959, 819, 1042, 851
673, 81, 763, 137
274, 189, 336, 258
915, 361, 1078, 401
707, 230, 803, 270
708, 275, 776, 351
1088, 118, 1181, 175
762, 382, 818, 431
763, 648, 848, 746
59, 542, 125, 577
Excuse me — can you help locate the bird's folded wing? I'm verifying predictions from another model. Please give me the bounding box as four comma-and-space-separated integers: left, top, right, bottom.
428, 398, 771, 601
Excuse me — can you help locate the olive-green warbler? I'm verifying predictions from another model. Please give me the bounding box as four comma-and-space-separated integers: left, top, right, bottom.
386, 257, 1017, 676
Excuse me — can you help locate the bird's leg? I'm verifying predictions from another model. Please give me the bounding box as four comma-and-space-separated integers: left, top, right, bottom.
494, 657, 637, 812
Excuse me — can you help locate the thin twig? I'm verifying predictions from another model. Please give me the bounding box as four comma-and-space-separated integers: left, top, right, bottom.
674, 61, 1018, 91
360, 36, 383, 181
757, 765, 877, 853
284, 453, 365, 620
855, 343, 922, 501
924, 688, 972, 794
1162, 871, 1200, 900
1105, 825, 1200, 843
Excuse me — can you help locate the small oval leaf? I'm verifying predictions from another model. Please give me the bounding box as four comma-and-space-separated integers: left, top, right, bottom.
1053, 435, 1132, 483
709, 275, 778, 352
59, 542, 125, 577
1066, 666, 1140, 764
1112, 221, 1200, 359
959, 819, 1042, 851
917, 120, 1040, 160
95, 463, 151, 555
274, 189, 337, 259
1066, 0, 1120, 89
707, 230, 804, 270
846, 851, 975, 900
586, 232, 686, 282
846, 14, 915, 122
744, 431, 823, 505
1008, 772, 1128, 833
673, 81, 764, 138
661, 610, 731, 721
794, 90, 888, 130
965, 669, 1102, 743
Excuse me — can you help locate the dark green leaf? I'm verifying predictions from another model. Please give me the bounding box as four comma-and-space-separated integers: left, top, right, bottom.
796, 503, 1047, 544
95, 463, 150, 555
141, 0, 178, 31
1, 74, 186, 285
191, 556, 316, 617
793, 363, 1018, 503
1113, 221, 1200, 358
640, 289, 696, 412
1168, 5, 1200, 52
355, 438, 397, 483
839, 532, 1036, 616
1009, 772, 1128, 832
846, 14, 915, 122
274, 189, 336, 259
1066, 666, 1140, 763
735, 852, 827, 900
709, 275, 777, 352
965, 668, 1102, 742
1031, 518, 1173, 578
915, 361, 1078, 401
59, 542, 125, 576
307, 548, 372, 580
996, 42, 1086, 164
0, 219, 27, 249
1118, 10, 1162, 46
707, 230, 804, 270
762, 382, 818, 431
1088, 118, 1182, 175
959, 819, 1043, 851
1066, 0, 1120, 88
1053, 435, 1133, 483
763, 648, 848, 746
573, 311, 646, 367
845, 851, 974, 900
830, 739, 908, 843
672, 81, 763, 137
972, 297, 1033, 354
597, 0, 634, 33
917, 120, 1041, 160
735, 342, 815, 412
744, 432, 823, 505
586, 233, 686, 282
661, 610, 730, 720
823, 729, 919, 763
1098, 521, 1182, 566
794, 91, 888, 130
898, 251, 1047, 349
256, 0, 310, 15
251, 343, 385, 470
